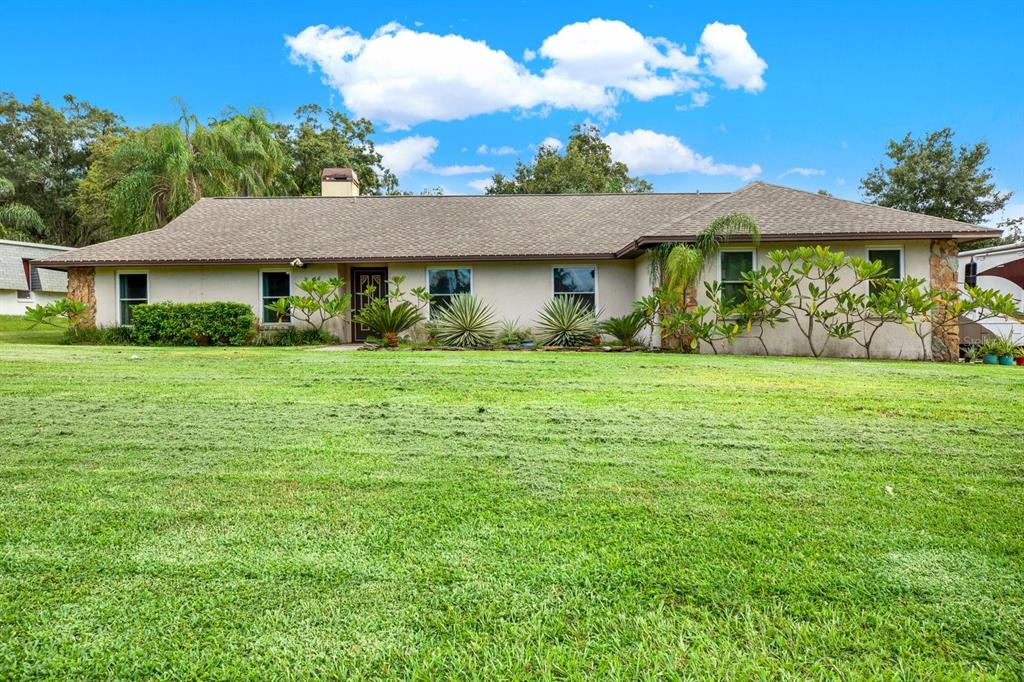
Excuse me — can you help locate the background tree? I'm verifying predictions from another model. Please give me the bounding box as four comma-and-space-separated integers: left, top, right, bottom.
91, 107, 297, 235
283, 104, 397, 196
487, 124, 651, 194
0, 93, 125, 244
0, 176, 44, 240
861, 128, 1012, 225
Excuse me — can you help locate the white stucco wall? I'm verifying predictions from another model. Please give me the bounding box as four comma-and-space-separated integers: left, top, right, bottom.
0, 290, 64, 316
388, 259, 638, 330
693, 240, 933, 359
95, 264, 348, 339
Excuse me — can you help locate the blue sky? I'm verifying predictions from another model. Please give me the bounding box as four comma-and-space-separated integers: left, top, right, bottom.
4, 0, 1022, 221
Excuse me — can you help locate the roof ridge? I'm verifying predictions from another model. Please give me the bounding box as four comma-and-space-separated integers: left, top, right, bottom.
206, 191, 731, 200
0, 238, 72, 250
649, 182, 756, 233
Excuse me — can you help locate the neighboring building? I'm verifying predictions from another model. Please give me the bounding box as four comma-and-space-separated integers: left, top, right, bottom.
0, 239, 71, 315
959, 242, 1024, 343
37, 170, 1000, 359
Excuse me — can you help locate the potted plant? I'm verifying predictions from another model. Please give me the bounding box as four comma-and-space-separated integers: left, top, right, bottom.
997, 338, 1017, 366
979, 339, 1000, 365
963, 344, 981, 364
498, 318, 521, 350
521, 329, 535, 350
1015, 347, 1024, 366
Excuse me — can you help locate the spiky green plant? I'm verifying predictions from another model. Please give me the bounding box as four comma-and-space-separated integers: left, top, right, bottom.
353, 298, 424, 347
536, 297, 597, 347
599, 312, 646, 348
431, 294, 498, 348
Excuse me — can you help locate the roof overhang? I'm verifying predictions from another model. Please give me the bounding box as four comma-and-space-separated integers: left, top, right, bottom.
615, 230, 1003, 258
35, 252, 621, 270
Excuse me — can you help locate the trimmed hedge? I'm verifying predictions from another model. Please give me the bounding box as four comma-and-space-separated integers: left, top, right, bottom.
131, 302, 256, 346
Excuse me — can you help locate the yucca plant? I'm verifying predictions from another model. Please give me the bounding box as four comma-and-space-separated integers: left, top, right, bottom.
431, 294, 498, 347
353, 297, 424, 347
536, 297, 597, 347
599, 312, 646, 348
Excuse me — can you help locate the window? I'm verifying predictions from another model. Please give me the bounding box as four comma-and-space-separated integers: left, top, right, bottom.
719, 251, 754, 304
427, 268, 471, 315
553, 266, 596, 311
867, 248, 902, 295
16, 290, 31, 300
118, 273, 148, 325
964, 261, 978, 287
261, 271, 291, 323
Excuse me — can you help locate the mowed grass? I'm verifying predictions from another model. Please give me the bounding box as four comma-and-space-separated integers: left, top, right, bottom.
0, 340, 1022, 679
0, 314, 64, 345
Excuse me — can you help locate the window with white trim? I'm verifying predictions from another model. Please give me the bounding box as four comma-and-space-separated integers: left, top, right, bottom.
719, 251, 754, 305
118, 273, 148, 325
427, 268, 471, 315
867, 248, 902, 296
553, 266, 596, 311
261, 271, 291, 323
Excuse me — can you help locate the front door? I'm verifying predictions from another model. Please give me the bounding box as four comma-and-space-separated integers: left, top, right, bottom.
351, 267, 388, 341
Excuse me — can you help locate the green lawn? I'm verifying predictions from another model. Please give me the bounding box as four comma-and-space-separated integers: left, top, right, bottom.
1, 339, 1022, 679
0, 314, 64, 345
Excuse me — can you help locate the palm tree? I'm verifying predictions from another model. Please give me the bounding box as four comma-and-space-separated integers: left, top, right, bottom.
651, 212, 761, 291
646, 212, 760, 350
107, 107, 296, 234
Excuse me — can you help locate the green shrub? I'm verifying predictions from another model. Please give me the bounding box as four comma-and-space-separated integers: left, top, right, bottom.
353, 298, 424, 347
431, 294, 497, 347
536, 297, 597, 347
131, 302, 256, 346
62, 325, 136, 345
251, 327, 335, 346
599, 312, 646, 348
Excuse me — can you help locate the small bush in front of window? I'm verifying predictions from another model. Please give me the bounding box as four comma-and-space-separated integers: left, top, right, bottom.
131, 302, 256, 346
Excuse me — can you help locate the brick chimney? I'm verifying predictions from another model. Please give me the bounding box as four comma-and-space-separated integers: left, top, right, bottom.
321, 168, 360, 197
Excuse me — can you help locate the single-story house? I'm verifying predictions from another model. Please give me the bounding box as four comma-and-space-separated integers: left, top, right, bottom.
36, 169, 1000, 358
959, 242, 1024, 343
0, 239, 71, 315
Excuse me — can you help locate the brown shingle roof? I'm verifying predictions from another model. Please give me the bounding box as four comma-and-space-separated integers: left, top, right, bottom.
39, 183, 1000, 267
620, 182, 999, 254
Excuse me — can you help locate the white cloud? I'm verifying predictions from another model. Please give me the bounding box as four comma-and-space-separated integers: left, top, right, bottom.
698, 22, 767, 92
716, 123, 728, 133
286, 19, 765, 129
477, 144, 518, 156
467, 178, 493, 192
675, 91, 710, 111
537, 19, 700, 102
780, 167, 826, 177
378, 135, 493, 177
836, 177, 847, 186
604, 129, 761, 180
539, 136, 563, 151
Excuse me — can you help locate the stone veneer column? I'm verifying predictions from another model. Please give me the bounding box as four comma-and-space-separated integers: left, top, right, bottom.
929, 239, 959, 361
67, 267, 96, 329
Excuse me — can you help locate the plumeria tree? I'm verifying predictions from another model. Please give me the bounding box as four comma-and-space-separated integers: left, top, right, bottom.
265, 276, 351, 332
